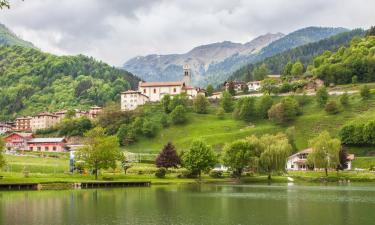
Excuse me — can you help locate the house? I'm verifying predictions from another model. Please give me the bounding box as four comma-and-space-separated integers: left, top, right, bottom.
121, 65, 201, 110
247, 81, 261, 91
211, 92, 222, 99
286, 148, 355, 171
4, 132, 34, 151
223, 80, 246, 93
15, 117, 32, 131
54, 109, 89, 121
30, 112, 59, 131
27, 138, 67, 152
121, 90, 150, 111
88, 106, 102, 119
0, 123, 12, 135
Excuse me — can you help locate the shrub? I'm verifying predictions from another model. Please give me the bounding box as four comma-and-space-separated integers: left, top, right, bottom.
221, 91, 234, 112
155, 167, 167, 178
209, 170, 223, 178
256, 95, 273, 118
340, 92, 349, 106
325, 101, 339, 114
193, 94, 209, 114
216, 108, 225, 119
360, 85, 371, 100
170, 105, 187, 124
177, 170, 198, 178
160, 114, 169, 127
142, 119, 158, 137
296, 92, 309, 106
268, 97, 300, 123
233, 97, 256, 121
316, 87, 328, 107
340, 120, 375, 145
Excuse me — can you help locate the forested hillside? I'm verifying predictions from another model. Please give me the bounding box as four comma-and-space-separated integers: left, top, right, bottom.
311, 35, 375, 84
0, 45, 140, 120
0, 23, 35, 48
230, 29, 365, 81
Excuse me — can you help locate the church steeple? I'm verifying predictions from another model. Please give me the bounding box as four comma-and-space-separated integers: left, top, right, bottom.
182, 64, 191, 86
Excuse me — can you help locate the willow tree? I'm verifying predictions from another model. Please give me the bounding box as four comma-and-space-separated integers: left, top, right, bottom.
259, 134, 292, 180
307, 131, 341, 176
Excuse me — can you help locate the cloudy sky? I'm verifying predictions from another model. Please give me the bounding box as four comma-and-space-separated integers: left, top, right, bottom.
0, 0, 374, 66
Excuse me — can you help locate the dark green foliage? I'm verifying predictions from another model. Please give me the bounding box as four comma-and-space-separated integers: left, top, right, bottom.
160, 95, 171, 113
340, 120, 375, 145
229, 29, 363, 81
291, 61, 304, 76
206, 84, 214, 96
316, 87, 329, 107
340, 92, 349, 106
155, 167, 167, 178
268, 97, 300, 123
0, 45, 139, 120
221, 91, 234, 112
142, 119, 158, 137
325, 101, 339, 114
58, 117, 93, 136
170, 105, 187, 124
168, 94, 188, 112
360, 85, 371, 99
366, 26, 375, 37
209, 170, 223, 178
256, 95, 273, 118
226, 81, 236, 96
233, 97, 256, 122
193, 94, 209, 114
160, 114, 170, 127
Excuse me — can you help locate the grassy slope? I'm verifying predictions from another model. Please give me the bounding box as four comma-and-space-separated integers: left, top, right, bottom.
127, 93, 375, 155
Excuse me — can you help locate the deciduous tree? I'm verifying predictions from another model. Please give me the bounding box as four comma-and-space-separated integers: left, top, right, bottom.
220, 91, 234, 112
206, 84, 214, 96
193, 94, 209, 114
316, 87, 329, 107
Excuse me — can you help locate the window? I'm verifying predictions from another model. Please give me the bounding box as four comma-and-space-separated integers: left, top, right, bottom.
153, 89, 156, 93
173, 88, 176, 93
37, 147, 41, 151
291, 165, 294, 168
53, 147, 57, 151
143, 89, 146, 93
45, 146, 49, 151
30, 147, 33, 151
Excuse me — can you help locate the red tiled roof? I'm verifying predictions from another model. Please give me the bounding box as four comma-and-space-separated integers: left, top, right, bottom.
139, 81, 184, 87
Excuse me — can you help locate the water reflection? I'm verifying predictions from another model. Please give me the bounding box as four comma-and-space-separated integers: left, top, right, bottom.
1, 183, 375, 225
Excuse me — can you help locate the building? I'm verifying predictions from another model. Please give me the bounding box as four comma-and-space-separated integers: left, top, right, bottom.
4, 132, 34, 151
54, 109, 89, 122
247, 81, 261, 91
88, 106, 102, 119
15, 117, 32, 131
286, 148, 355, 171
121, 64, 201, 111
121, 90, 150, 111
224, 80, 246, 93
0, 123, 12, 135
27, 138, 67, 152
30, 112, 59, 131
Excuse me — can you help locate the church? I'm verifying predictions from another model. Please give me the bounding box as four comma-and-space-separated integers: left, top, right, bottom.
121, 65, 205, 111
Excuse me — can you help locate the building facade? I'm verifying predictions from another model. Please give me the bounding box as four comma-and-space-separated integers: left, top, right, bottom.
121, 90, 150, 111
30, 112, 59, 131
247, 81, 261, 91
4, 133, 34, 151
88, 106, 102, 119
27, 138, 67, 152
0, 123, 12, 135
15, 117, 32, 131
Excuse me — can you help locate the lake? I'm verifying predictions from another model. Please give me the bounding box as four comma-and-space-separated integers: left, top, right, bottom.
1, 183, 375, 225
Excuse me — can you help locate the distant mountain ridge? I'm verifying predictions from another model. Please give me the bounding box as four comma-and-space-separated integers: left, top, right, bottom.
123, 27, 348, 86
0, 23, 36, 49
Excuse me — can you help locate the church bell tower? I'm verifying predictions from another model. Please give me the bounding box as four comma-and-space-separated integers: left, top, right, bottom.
182, 64, 191, 86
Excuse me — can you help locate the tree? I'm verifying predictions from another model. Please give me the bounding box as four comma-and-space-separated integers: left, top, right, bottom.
366, 26, 375, 36
182, 140, 217, 179
256, 95, 273, 118
233, 97, 256, 122
220, 91, 234, 112
227, 81, 236, 96
242, 85, 249, 94
285, 126, 297, 153
222, 140, 257, 178
268, 97, 300, 123
119, 153, 132, 174
77, 127, 121, 179
316, 87, 328, 107
0, 0, 9, 9
169, 93, 188, 112
259, 134, 292, 180
352, 75, 358, 84
325, 101, 339, 114
307, 131, 341, 176
170, 105, 187, 124
282, 61, 293, 77
0, 137, 6, 169
142, 119, 158, 137
161, 94, 171, 113
261, 78, 279, 95
206, 84, 214, 96
360, 85, 371, 100
155, 142, 181, 169
340, 92, 349, 106
216, 108, 225, 119
193, 94, 209, 114
291, 61, 304, 76
253, 63, 269, 80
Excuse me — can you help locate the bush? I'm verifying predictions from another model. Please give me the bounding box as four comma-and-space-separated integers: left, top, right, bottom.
170, 105, 187, 124
360, 85, 371, 100
340, 92, 349, 106
316, 87, 328, 107
256, 95, 273, 118
155, 167, 167, 178
233, 97, 256, 121
209, 170, 223, 178
142, 119, 158, 137
193, 94, 209, 114
296, 93, 309, 106
325, 101, 339, 114
216, 108, 225, 119
160, 114, 169, 127
340, 120, 375, 145
177, 170, 198, 178
268, 97, 300, 123
221, 91, 234, 112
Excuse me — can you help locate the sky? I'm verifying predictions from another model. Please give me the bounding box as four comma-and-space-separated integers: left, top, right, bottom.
0, 0, 374, 66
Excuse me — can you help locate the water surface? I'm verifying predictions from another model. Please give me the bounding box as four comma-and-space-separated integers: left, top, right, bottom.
1, 183, 375, 225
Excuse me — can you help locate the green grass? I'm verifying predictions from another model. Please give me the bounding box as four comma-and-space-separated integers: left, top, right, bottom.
352, 157, 375, 170
127, 93, 375, 155
3, 155, 69, 174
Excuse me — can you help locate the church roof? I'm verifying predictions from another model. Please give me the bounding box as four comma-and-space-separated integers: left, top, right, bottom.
139, 81, 185, 87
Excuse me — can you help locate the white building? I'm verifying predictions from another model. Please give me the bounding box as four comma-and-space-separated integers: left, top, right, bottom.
247, 81, 261, 91
286, 148, 355, 171
121, 64, 203, 111
0, 123, 12, 135
121, 90, 150, 111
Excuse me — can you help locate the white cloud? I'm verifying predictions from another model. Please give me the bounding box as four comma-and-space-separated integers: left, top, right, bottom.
0, 0, 373, 66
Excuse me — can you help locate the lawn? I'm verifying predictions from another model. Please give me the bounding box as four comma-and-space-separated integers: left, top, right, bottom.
127, 93, 375, 155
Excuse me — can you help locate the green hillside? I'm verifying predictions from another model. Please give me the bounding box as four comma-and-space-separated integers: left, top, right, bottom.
126, 92, 375, 156
0, 23, 35, 48
230, 29, 365, 81
0, 45, 140, 120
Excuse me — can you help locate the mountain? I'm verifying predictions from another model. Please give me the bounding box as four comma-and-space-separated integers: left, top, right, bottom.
0, 23, 36, 48
123, 33, 284, 85
0, 45, 140, 120
229, 28, 365, 81
123, 27, 348, 87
